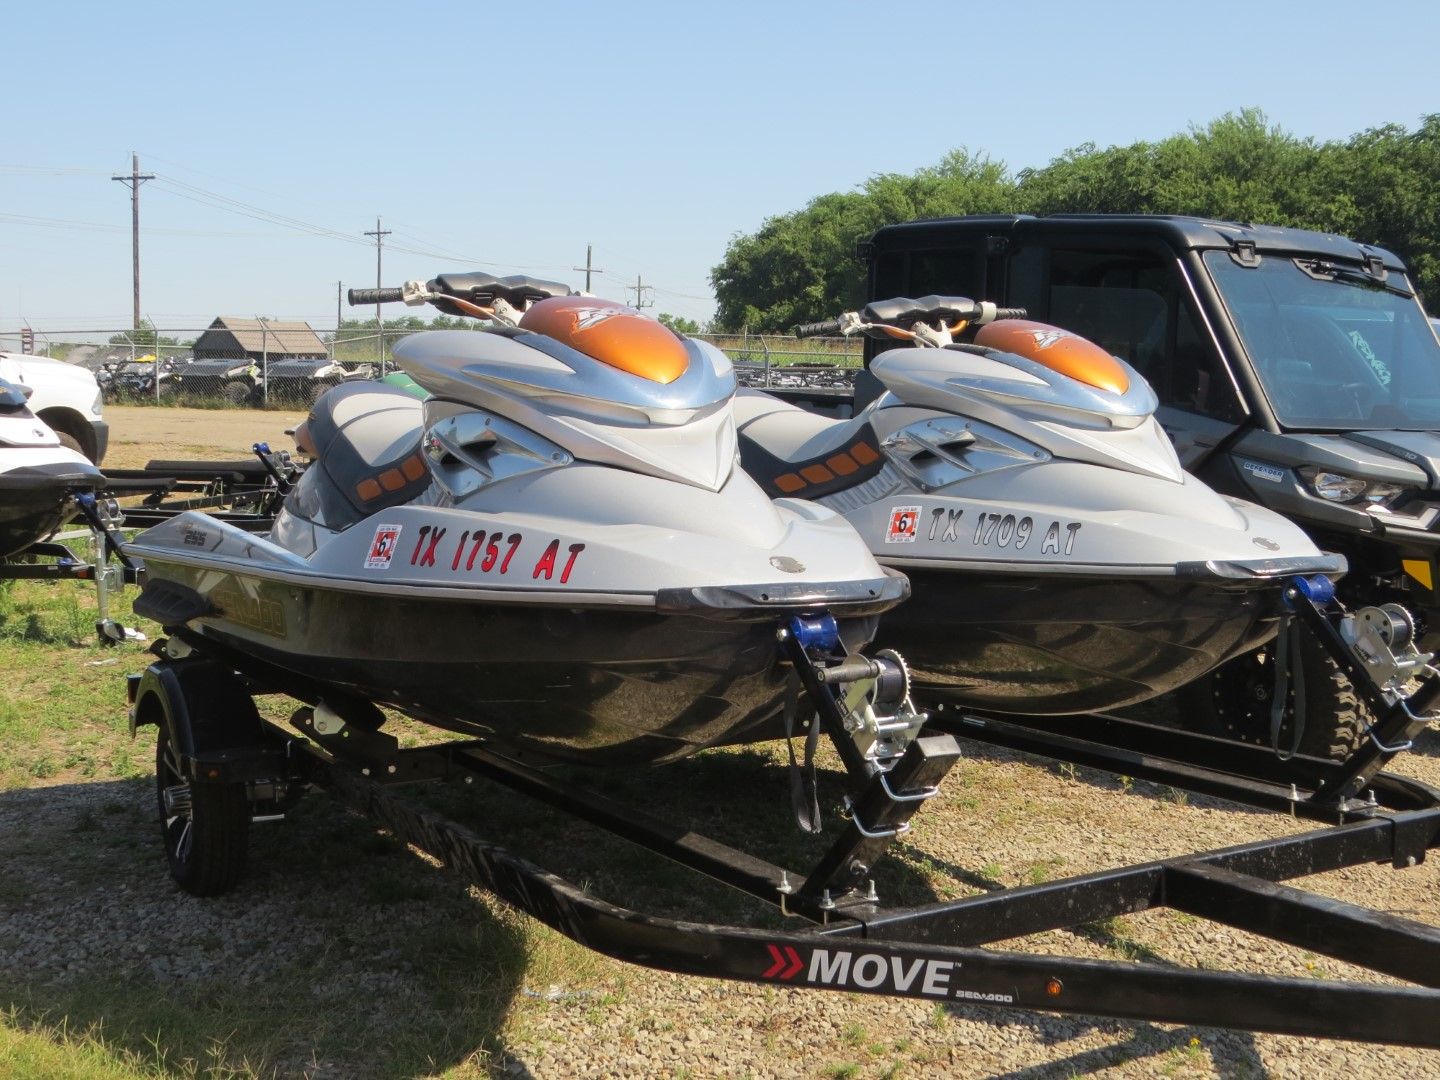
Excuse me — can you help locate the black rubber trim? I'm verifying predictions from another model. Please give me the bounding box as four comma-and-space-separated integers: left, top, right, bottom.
737, 422, 886, 501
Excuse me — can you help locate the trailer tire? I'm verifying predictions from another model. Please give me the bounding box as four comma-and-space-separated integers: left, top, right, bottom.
156, 718, 250, 896
1179, 630, 1370, 760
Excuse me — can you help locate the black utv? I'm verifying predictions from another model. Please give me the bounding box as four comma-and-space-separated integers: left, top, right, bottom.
861, 213, 1440, 755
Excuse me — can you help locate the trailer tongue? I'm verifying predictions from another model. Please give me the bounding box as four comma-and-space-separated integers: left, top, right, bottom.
275, 721, 1440, 1047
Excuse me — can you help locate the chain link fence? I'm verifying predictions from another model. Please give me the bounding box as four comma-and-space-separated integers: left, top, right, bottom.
0, 326, 863, 406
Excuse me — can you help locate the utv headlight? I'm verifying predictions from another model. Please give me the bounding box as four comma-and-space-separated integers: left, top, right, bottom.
1300, 467, 1408, 507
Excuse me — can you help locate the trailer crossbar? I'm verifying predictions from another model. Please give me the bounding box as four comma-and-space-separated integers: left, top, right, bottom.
1165, 861, 1440, 986
309, 757, 1440, 1048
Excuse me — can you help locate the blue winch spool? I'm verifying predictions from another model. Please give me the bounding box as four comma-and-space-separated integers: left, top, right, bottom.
1284, 574, 1336, 610
789, 613, 839, 653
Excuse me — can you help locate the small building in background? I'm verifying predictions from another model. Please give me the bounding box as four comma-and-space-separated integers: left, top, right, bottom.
193, 317, 327, 361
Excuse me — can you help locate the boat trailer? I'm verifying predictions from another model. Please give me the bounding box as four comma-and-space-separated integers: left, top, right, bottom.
1, 445, 296, 641
124, 579, 1440, 1049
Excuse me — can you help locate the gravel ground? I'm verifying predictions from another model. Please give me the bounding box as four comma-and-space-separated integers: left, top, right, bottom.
2, 721, 1438, 1078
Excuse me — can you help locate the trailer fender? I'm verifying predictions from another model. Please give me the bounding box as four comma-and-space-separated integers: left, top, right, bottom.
128, 658, 264, 773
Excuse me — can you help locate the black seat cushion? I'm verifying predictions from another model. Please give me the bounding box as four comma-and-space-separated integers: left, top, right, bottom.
287, 382, 429, 531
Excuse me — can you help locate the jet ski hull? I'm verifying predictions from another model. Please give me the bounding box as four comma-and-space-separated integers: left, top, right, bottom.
879, 566, 1293, 715
129, 492, 903, 768
0, 464, 102, 558
142, 564, 878, 766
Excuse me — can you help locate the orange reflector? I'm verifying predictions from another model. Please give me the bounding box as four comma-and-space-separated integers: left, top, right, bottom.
1403, 559, 1433, 591
1045, 978, 1064, 997
519, 297, 690, 384
975, 320, 1130, 395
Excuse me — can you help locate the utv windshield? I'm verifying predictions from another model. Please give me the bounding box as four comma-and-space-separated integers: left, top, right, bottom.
1204, 250, 1440, 430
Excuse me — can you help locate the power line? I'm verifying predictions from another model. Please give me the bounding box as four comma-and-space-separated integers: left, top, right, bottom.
111, 153, 154, 331
363, 217, 392, 332
626, 274, 653, 309
573, 244, 605, 292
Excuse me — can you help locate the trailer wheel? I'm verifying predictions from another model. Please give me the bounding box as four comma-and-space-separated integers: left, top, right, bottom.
1179, 631, 1369, 760
156, 719, 250, 896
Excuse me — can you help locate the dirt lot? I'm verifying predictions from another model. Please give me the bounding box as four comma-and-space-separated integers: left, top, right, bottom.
6, 403, 1439, 1077
102, 404, 311, 470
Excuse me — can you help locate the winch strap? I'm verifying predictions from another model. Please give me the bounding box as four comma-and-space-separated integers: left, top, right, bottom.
783, 671, 822, 834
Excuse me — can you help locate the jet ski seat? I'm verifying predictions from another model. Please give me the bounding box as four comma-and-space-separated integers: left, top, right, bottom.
732, 389, 884, 500
285, 382, 430, 532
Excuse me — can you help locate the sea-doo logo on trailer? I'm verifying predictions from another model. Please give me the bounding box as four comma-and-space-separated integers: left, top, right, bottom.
365, 524, 402, 569
762, 945, 1012, 1002
886, 505, 920, 543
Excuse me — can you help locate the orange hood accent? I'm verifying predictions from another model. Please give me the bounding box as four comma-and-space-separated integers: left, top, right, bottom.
519, 296, 689, 384
974, 320, 1130, 395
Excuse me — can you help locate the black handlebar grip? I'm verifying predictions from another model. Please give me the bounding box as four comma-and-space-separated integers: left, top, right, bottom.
793, 319, 843, 338
993, 307, 1028, 320
347, 287, 404, 306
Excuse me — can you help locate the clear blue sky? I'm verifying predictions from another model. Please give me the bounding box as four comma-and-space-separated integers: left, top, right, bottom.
3, 0, 1438, 339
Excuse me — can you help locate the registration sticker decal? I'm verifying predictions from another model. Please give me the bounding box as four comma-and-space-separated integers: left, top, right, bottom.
886, 505, 921, 543
365, 524, 402, 569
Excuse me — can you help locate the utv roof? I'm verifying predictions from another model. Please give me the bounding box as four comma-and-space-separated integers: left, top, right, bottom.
868, 214, 1407, 270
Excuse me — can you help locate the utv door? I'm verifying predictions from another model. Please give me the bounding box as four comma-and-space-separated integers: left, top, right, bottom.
1008, 239, 1249, 470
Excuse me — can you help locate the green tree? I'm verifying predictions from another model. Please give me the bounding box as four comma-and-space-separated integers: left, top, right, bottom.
107, 320, 180, 349
710, 150, 1014, 331
657, 312, 701, 335
710, 111, 1440, 327
1328, 115, 1440, 305
1014, 110, 1339, 226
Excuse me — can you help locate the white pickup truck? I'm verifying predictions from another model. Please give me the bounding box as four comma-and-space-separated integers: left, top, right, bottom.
0, 352, 108, 463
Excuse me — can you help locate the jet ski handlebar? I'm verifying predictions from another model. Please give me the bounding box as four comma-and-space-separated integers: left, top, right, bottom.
347, 287, 405, 306
349, 273, 576, 325
794, 296, 1028, 346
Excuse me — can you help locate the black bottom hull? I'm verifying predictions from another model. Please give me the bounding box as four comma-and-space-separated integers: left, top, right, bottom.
151, 571, 872, 767
0, 467, 100, 558
877, 570, 1279, 715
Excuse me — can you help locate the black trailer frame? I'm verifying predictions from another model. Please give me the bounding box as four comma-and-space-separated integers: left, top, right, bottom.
102, 445, 294, 531
0, 448, 295, 643
129, 645, 1440, 1050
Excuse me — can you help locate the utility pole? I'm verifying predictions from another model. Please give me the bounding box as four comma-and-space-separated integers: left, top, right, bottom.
363, 216, 391, 359
572, 243, 605, 293
112, 152, 154, 331
627, 273, 653, 309
336, 281, 343, 334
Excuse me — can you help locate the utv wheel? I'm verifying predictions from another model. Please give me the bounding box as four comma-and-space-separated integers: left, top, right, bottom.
1179, 630, 1369, 760
54, 430, 85, 456
37, 414, 95, 463
155, 719, 250, 896
221, 381, 254, 407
